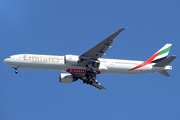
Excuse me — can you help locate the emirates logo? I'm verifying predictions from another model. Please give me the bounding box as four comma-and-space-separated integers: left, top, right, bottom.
66, 69, 101, 74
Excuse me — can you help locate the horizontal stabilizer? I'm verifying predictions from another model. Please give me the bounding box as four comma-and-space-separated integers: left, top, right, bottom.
154, 55, 177, 67
159, 70, 170, 77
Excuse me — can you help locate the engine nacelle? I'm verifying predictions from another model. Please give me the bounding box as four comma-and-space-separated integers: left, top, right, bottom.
64, 55, 80, 65
59, 73, 75, 83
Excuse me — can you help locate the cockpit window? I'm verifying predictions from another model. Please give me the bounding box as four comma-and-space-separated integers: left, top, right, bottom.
8, 56, 11, 58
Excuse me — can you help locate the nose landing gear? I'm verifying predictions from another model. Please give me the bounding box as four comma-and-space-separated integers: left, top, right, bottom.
15, 69, 18, 74
13, 66, 18, 74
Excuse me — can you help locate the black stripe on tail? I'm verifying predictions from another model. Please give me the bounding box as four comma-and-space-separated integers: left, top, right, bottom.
151, 57, 167, 63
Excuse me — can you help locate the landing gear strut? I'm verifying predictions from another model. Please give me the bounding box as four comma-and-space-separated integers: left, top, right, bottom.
13, 67, 18, 74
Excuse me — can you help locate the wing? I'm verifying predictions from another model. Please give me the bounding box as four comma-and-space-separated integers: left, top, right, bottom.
92, 80, 107, 90
79, 28, 126, 60
73, 74, 107, 90
80, 78, 107, 90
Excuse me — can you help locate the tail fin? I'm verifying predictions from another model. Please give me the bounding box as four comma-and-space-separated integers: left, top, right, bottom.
151, 44, 172, 63
130, 44, 173, 71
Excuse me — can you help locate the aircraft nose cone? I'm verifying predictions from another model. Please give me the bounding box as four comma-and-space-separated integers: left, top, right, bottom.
3, 58, 10, 65
3, 58, 8, 64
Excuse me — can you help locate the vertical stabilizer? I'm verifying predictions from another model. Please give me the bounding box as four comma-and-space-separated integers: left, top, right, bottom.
152, 44, 172, 63
130, 44, 173, 71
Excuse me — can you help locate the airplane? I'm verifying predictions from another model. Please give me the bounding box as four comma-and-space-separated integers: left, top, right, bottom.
3, 28, 177, 90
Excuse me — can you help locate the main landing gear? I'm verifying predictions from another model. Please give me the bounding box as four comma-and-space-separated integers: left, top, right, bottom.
83, 60, 100, 85
13, 66, 18, 74
83, 73, 96, 85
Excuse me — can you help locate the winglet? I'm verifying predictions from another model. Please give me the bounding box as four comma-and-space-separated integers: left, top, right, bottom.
119, 27, 127, 31
108, 28, 126, 41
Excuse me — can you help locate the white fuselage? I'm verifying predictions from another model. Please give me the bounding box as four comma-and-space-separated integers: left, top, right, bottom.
3, 54, 171, 75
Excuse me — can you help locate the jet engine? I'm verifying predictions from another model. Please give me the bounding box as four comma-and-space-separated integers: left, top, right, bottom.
59, 73, 76, 83
64, 55, 80, 65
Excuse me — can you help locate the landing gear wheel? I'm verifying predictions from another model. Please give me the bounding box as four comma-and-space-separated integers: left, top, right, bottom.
15, 70, 18, 74
83, 80, 86, 84
90, 81, 93, 85
86, 80, 89, 84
